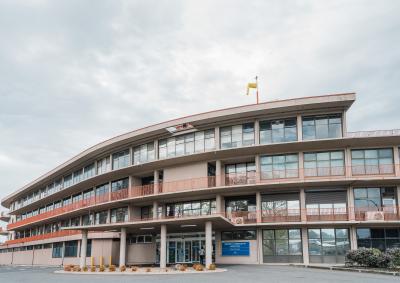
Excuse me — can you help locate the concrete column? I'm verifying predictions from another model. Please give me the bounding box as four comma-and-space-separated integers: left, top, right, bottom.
109, 154, 113, 170
393, 146, 400, 176
153, 201, 158, 219
154, 170, 159, 194
119, 227, 127, 267
160, 224, 167, 269
216, 160, 222, 187
349, 226, 358, 250
345, 147, 352, 177
300, 188, 307, 222
256, 192, 262, 223
205, 221, 213, 268
297, 114, 303, 141
257, 228, 263, 264
216, 194, 223, 215
80, 230, 88, 268
301, 228, 309, 265
254, 119, 260, 145
397, 186, 400, 218
215, 127, 220, 150
342, 110, 347, 137
347, 186, 355, 221
154, 140, 159, 160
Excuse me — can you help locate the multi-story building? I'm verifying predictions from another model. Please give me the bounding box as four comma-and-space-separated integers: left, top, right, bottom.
1, 93, 400, 267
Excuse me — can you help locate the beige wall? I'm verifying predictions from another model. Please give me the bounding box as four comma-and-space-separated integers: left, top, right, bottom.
0, 252, 13, 265
33, 248, 62, 266
91, 239, 114, 266
111, 240, 120, 266
127, 243, 156, 264
163, 162, 208, 182
215, 232, 259, 265
12, 250, 34, 265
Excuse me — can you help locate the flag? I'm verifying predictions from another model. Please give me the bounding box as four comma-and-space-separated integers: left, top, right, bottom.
246, 82, 257, 95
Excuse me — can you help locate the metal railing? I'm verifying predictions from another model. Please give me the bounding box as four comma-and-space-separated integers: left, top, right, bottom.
347, 129, 400, 138
5, 230, 80, 245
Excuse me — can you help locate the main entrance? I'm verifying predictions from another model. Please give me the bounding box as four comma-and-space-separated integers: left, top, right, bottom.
156, 232, 215, 264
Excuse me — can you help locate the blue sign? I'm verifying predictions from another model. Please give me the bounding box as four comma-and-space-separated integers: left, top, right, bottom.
221, 241, 250, 256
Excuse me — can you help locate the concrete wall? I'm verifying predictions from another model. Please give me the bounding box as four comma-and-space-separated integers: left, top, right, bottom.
163, 162, 208, 182
33, 248, 63, 266
91, 239, 114, 266
0, 252, 13, 265
127, 243, 156, 264
111, 240, 120, 266
12, 250, 34, 265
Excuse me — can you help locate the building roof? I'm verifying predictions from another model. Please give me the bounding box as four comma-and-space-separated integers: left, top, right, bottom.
1, 92, 356, 208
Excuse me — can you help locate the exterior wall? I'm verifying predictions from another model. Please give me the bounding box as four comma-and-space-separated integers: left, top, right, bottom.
33, 248, 63, 266
12, 250, 34, 265
163, 162, 208, 182
91, 239, 114, 266
127, 243, 156, 264
0, 252, 13, 265
111, 240, 120, 266
214, 231, 259, 265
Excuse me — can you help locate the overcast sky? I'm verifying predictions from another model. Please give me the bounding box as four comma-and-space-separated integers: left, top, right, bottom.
0, 0, 400, 233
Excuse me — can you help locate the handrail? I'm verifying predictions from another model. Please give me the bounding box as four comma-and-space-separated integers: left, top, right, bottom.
347, 129, 400, 138
7, 164, 399, 230
5, 230, 80, 245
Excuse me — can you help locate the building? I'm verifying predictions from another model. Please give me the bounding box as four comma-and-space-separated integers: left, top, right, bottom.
1, 92, 400, 267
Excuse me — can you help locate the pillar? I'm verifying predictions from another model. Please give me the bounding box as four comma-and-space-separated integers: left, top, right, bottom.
215, 126, 220, 150
256, 192, 262, 223
160, 224, 167, 269
153, 201, 158, 219
349, 226, 358, 250
205, 221, 213, 268
119, 227, 127, 267
347, 186, 355, 221
296, 114, 303, 141
154, 170, 159, 194
154, 140, 159, 160
255, 155, 261, 183
216, 194, 223, 215
393, 146, 400, 176
342, 110, 347, 137
298, 152, 304, 179
80, 230, 88, 268
254, 120, 260, 145
300, 188, 307, 222
257, 229, 263, 264
216, 160, 222, 187
301, 228, 309, 265
397, 186, 400, 218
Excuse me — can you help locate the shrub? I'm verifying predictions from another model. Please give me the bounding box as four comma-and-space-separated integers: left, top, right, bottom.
208, 263, 216, 270
99, 265, 105, 272
131, 266, 138, 272
63, 266, 72, 272
109, 265, 116, 272
195, 264, 204, 271
72, 266, 81, 272
82, 266, 88, 272
120, 265, 126, 272
90, 266, 96, 272
386, 248, 400, 267
346, 248, 392, 268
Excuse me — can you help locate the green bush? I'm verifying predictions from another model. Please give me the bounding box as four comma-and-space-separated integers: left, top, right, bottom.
346, 248, 392, 268
386, 248, 400, 267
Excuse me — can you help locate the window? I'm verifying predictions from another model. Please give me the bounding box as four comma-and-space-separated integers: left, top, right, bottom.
54, 179, 63, 192
166, 200, 216, 218
128, 234, 153, 244
73, 169, 83, 184
354, 187, 397, 211
110, 207, 128, 223
112, 149, 130, 170
304, 151, 345, 176
63, 174, 73, 188
86, 239, 92, 257
63, 197, 72, 207
302, 114, 342, 140
82, 214, 94, 226
308, 228, 349, 258
72, 193, 82, 203
64, 241, 78, 257
133, 142, 155, 165
263, 229, 302, 257
83, 189, 95, 200
225, 162, 256, 185
357, 228, 400, 251
221, 230, 256, 240
96, 183, 109, 197
71, 217, 80, 227
97, 156, 110, 174
351, 148, 394, 175
262, 195, 300, 220
158, 129, 215, 159
141, 206, 153, 220
83, 163, 95, 180
305, 191, 347, 218
95, 210, 108, 224
220, 123, 254, 149
260, 154, 298, 179
260, 118, 297, 144
111, 178, 129, 192
225, 196, 257, 223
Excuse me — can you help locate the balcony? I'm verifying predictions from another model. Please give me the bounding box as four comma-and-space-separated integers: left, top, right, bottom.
306, 207, 348, 221
347, 129, 400, 138
354, 207, 399, 221
0, 211, 10, 222
0, 227, 8, 236
261, 209, 301, 223
5, 230, 80, 245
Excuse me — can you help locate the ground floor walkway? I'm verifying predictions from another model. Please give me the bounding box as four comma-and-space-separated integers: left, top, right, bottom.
0, 265, 398, 283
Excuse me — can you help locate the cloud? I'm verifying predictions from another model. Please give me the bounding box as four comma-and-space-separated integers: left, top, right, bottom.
0, 0, 399, 214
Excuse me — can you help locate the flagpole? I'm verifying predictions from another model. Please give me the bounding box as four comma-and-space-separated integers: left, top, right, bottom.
256, 76, 259, 104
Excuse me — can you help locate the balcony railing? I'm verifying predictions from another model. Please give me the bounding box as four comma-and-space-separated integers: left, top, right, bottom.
306, 207, 349, 221
5, 230, 80, 245
347, 129, 400, 138
354, 206, 399, 221
261, 209, 301, 223
7, 165, 399, 230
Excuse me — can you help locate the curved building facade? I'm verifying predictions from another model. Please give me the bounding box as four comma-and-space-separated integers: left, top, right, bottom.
1, 92, 400, 267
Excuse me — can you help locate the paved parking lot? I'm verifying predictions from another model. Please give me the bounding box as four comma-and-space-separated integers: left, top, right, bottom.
0, 265, 398, 283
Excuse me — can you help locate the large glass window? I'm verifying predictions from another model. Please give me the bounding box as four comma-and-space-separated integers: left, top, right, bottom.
354, 187, 397, 211
110, 207, 128, 223
302, 114, 342, 140
351, 148, 394, 175
96, 183, 109, 196
158, 129, 215, 159
64, 174, 73, 188
225, 162, 256, 185
222, 230, 256, 240
304, 151, 345, 176
83, 163, 95, 180
260, 118, 297, 144
261, 194, 300, 221
166, 200, 216, 218
82, 214, 94, 226
52, 242, 63, 258
97, 156, 110, 175
73, 169, 83, 184
64, 241, 78, 257
225, 196, 257, 223
263, 229, 302, 258
220, 123, 254, 149
111, 178, 129, 192
112, 149, 130, 170
306, 191, 347, 220
357, 228, 400, 251
260, 154, 298, 179
308, 228, 349, 263
95, 210, 108, 224
133, 142, 155, 165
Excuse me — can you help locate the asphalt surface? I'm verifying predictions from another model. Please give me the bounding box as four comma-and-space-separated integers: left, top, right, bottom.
0, 264, 398, 283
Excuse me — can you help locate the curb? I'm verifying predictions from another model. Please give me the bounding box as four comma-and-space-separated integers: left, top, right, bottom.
290, 264, 400, 276
55, 268, 227, 275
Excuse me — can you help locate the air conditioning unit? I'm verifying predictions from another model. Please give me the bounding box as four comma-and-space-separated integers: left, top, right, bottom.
365, 211, 385, 221
232, 217, 244, 224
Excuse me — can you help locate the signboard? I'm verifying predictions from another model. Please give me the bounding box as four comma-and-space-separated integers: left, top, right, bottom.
166, 123, 194, 133
221, 241, 250, 256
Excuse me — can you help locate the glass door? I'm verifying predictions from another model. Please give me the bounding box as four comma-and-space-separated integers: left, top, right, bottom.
184, 240, 192, 262
192, 240, 200, 262
176, 241, 185, 263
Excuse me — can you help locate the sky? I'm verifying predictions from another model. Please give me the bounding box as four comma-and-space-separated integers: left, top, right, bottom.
0, 0, 400, 236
